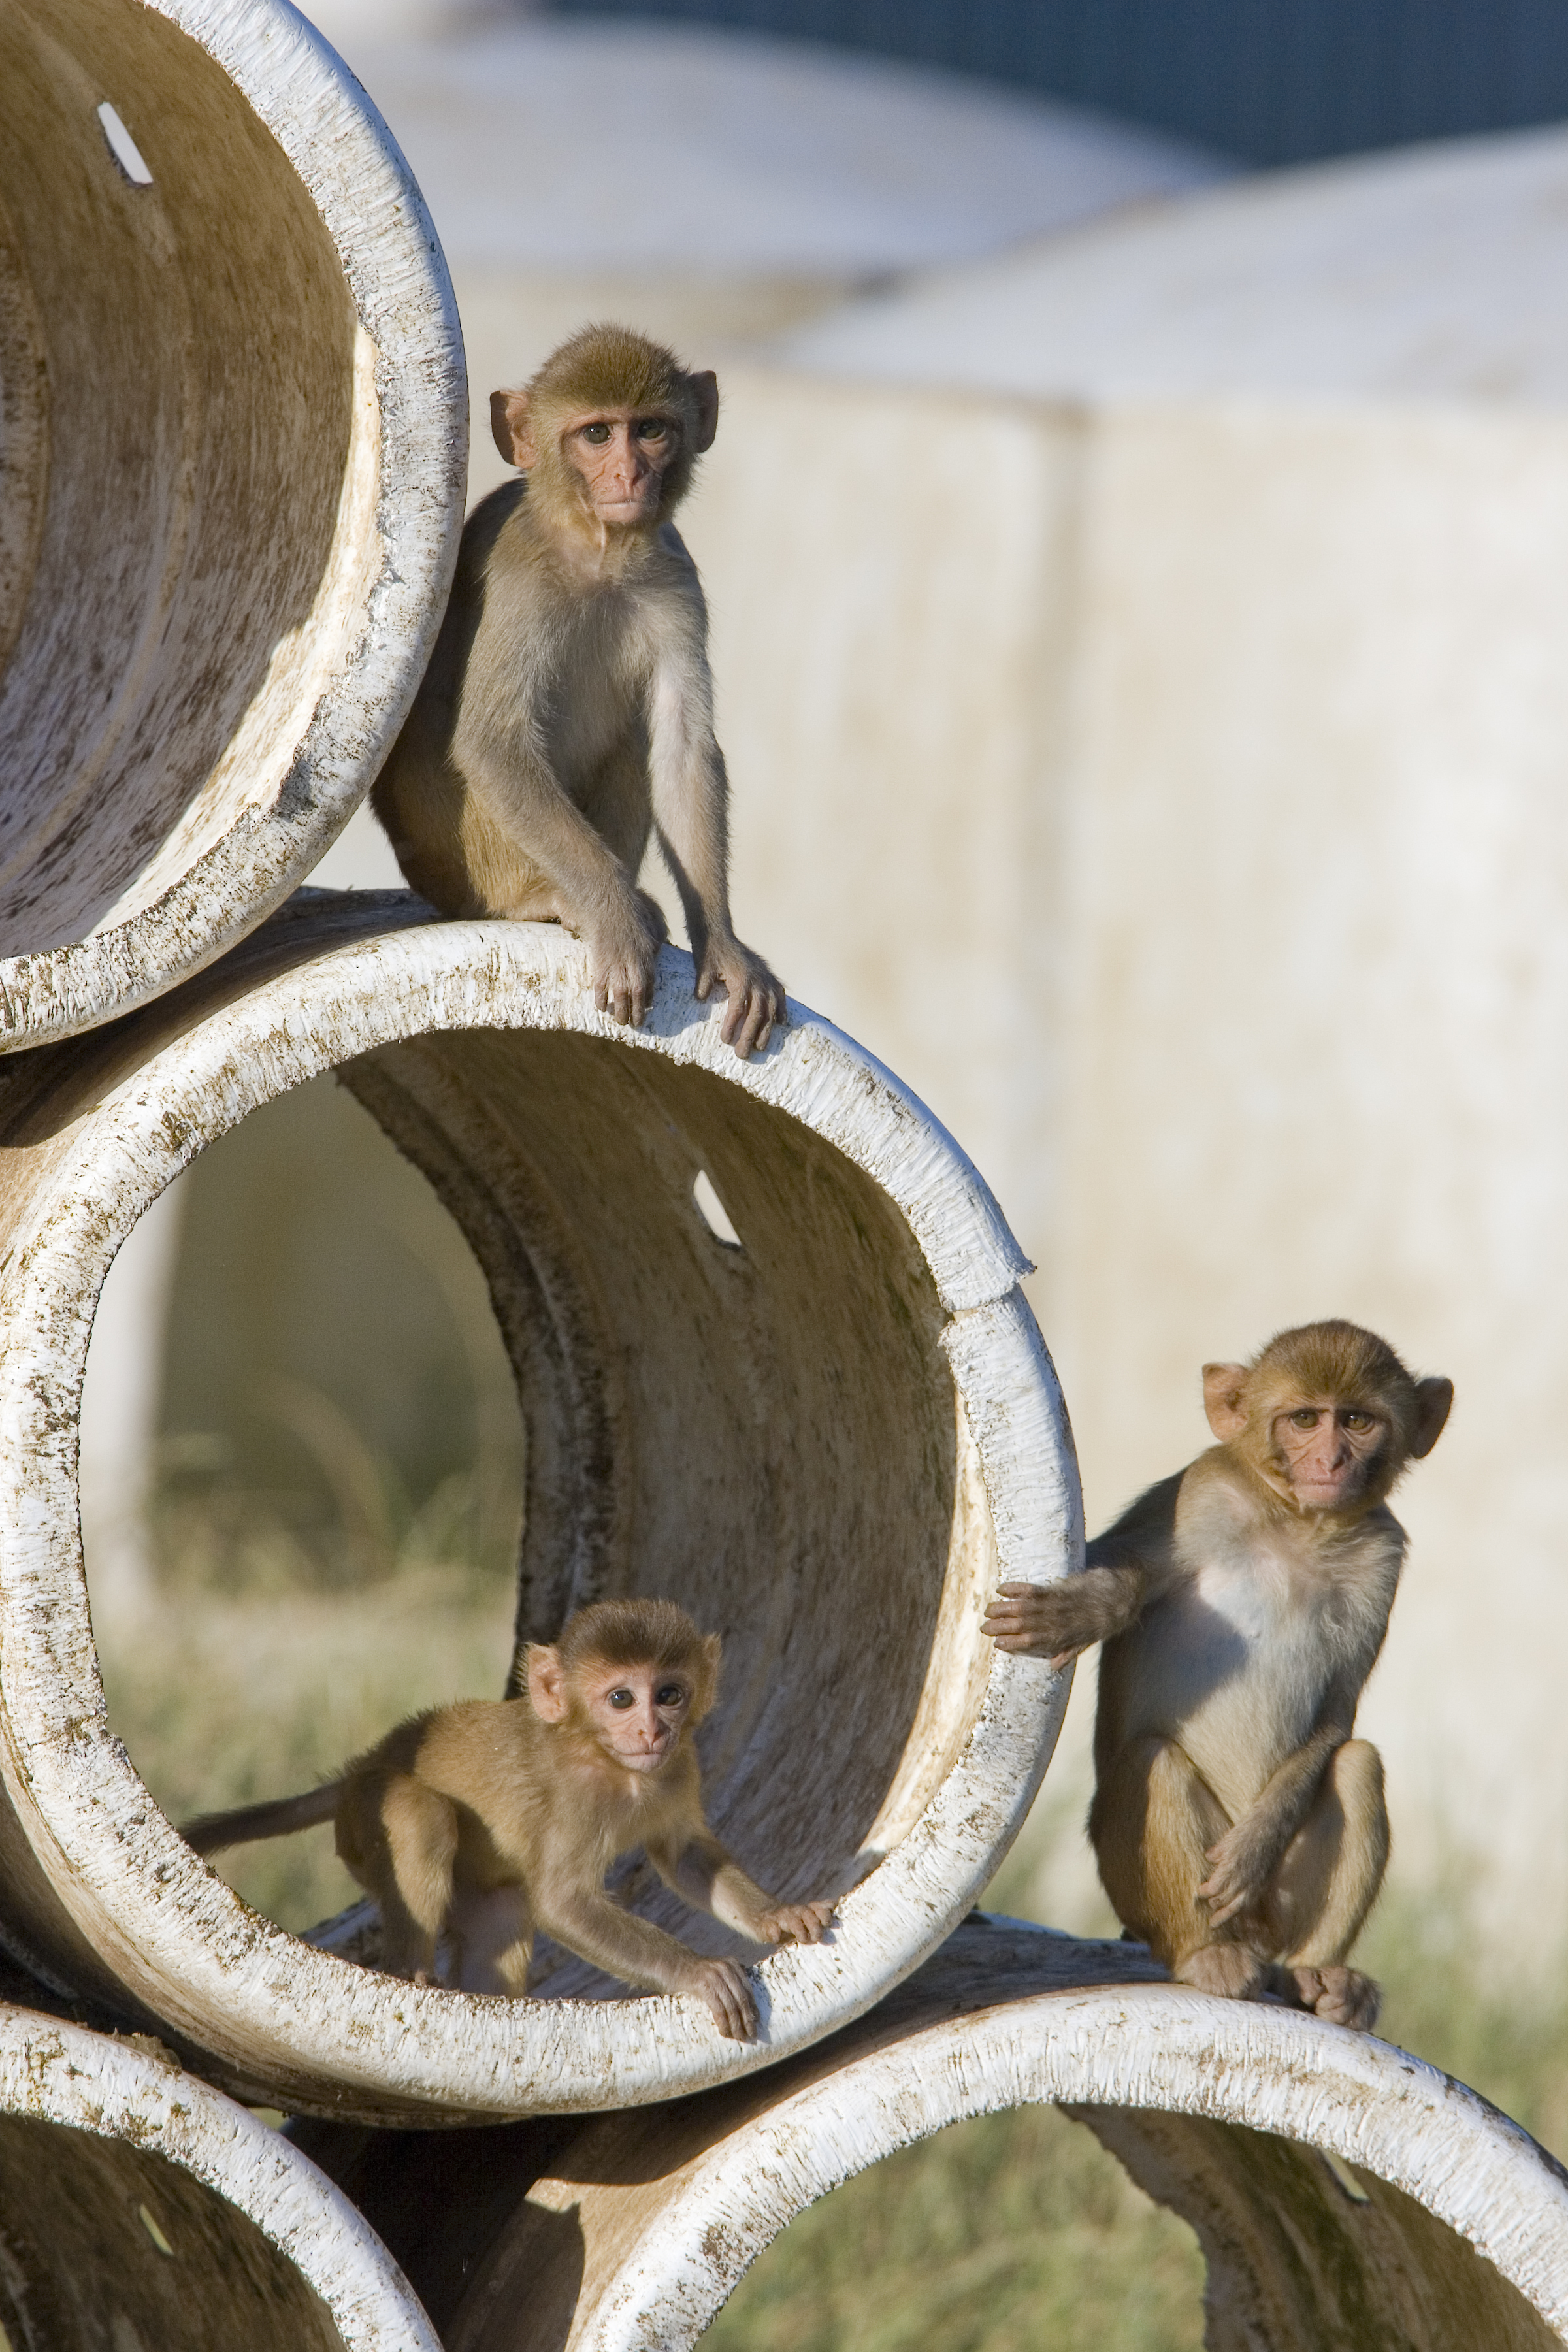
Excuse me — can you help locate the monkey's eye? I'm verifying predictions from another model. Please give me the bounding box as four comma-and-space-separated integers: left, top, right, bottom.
655, 1684, 687, 1708
581, 422, 612, 445
1289, 1409, 1321, 1428
607, 1687, 636, 1708
1343, 1412, 1375, 1431
636, 417, 670, 442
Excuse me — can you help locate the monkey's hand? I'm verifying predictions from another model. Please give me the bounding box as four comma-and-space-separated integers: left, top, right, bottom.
751, 1898, 836, 1947
983, 1570, 1141, 1666
685, 1955, 759, 2040
694, 936, 787, 1060
584, 888, 668, 1028
1198, 1820, 1275, 1927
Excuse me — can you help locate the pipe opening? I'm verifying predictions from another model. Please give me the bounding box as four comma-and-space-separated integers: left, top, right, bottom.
0, 906, 1069, 2116
88, 1072, 523, 1945
95, 99, 153, 185
693, 1168, 743, 1249
0, 0, 463, 1045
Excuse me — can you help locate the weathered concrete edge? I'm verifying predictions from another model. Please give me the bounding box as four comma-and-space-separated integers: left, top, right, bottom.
575, 1961, 1568, 2348
0, 2002, 438, 2348
0, 0, 466, 1048
0, 912, 1077, 2115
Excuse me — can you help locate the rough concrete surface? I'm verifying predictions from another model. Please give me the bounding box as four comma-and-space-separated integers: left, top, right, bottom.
0, 1993, 436, 2349
0, 894, 1077, 2121
0, 0, 465, 1048
293, 1914, 1568, 2352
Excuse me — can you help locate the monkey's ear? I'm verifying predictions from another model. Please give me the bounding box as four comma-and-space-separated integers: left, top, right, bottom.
689, 372, 719, 453
1201, 1362, 1250, 1441
1410, 1376, 1454, 1459
491, 388, 536, 470
693, 1631, 722, 1713
525, 1643, 568, 1722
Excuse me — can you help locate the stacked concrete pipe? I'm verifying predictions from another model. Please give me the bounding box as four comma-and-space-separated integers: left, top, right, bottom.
0, 1961, 436, 2350
292, 1918, 1568, 2352
0, 0, 464, 1047
2, 1, 1567, 2345
0, 891, 1077, 2118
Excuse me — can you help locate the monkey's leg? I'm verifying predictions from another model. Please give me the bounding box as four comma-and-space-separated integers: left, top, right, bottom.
581, 731, 655, 879
1092, 1737, 1269, 2001
446, 1884, 534, 1997
1262, 1739, 1388, 2031
377, 1776, 459, 1984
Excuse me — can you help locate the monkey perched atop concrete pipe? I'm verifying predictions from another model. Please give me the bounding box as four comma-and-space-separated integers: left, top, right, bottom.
374, 323, 784, 1059
987, 1320, 1453, 2031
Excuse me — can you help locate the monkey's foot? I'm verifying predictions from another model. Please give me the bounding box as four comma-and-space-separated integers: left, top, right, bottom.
1279, 1964, 1380, 2032
1175, 1944, 1269, 2001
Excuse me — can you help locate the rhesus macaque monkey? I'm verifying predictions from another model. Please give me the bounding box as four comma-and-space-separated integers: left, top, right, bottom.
372, 323, 785, 1060
183, 1599, 832, 2040
985, 1322, 1453, 2031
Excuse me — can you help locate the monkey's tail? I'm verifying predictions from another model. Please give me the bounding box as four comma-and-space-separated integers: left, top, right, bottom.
180, 1782, 344, 1857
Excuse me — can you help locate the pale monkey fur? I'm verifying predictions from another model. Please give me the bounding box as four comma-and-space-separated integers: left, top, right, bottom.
373, 323, 783, 1057
985, 1320, 1453, 2028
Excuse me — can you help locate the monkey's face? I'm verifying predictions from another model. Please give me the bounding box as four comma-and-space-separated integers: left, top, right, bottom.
559, 408, 684, 526
581, 1662, 694, 1772
1267, 1397, 1389, 1511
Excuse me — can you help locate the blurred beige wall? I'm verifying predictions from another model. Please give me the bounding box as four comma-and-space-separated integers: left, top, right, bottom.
670, 128, 1568, 1955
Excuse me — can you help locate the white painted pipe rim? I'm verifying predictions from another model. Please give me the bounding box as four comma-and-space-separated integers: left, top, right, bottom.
0, 899, 1081, 2119
0, 2001, 438, 2349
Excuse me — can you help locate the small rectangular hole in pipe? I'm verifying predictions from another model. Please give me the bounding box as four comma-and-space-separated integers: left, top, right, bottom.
693, 1169, 743, 1249
97, 101, 154, 185
138, 2202, 176, 2255
1318, 2148, 1371, 2204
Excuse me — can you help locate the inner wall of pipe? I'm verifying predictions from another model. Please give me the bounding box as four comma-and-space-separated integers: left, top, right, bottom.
0, 0, 359, 953
95, 1023, 981, 1977
340, 1029, 982, 1962
0, 2112, 346, 2350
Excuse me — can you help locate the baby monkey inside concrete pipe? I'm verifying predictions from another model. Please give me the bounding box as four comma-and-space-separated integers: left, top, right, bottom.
373, 323, 785, 1060
184, 1599, 833, 2040
985, 1320, 1453, 2031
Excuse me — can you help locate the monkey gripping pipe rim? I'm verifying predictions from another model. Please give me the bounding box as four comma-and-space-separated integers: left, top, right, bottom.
0, 893, 1080, 2123
0, 1997, 438, 2349
0, 0, 466, 1049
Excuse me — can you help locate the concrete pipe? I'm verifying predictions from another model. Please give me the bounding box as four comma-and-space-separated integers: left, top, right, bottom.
0, 0, 465, 1050
293, 1916, 1568, 2352
0, 1987, 436, 2349
0, 891, 1077, 2121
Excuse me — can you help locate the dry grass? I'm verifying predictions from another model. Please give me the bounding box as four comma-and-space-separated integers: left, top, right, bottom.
696, 2104, 1206, 2352
95, 1551, 515, 1934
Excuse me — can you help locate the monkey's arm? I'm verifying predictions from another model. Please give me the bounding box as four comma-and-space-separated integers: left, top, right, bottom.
983, 1566, 1145, 1664
986, 1473, 1190, 1662
531, 1859, 760, 2040
452, 696, 668, 1027
645, 613, 785, 1060
1198, 1678, 1362, 1926
646, 1827, 834, 1949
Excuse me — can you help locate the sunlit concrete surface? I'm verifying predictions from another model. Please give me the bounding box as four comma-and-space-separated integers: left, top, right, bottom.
294, 1916, 1568, 2351
781, 121, 1568, 400
0, 1987, 436, 2349
0, 0, 465, 1048
0, 894, 1076, 2120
